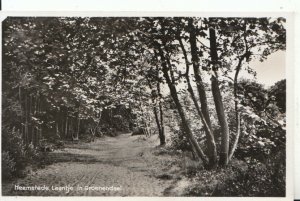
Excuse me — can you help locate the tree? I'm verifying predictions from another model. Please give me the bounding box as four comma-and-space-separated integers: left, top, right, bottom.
269, 79, 286, 113
2, 17, 286, 170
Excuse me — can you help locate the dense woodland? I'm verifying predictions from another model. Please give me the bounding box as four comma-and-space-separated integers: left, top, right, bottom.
2, 17, 286, 196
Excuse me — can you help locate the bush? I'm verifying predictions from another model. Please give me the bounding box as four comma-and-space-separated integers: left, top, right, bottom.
215, 151, 285, 196
26, 143, 41, 161
131, 127, 145, 136
2, 127, 28, 176
2, 126, 41, 178
182, 154, 285, 197
235, 117, 285, 162
1, 151, 16, 181
169, 124, 192, 152
183, 160, 248, 196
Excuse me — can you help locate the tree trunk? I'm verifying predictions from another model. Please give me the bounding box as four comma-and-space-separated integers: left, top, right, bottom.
158, 101, 165, 145
153, 104, 163, 141
228, 30, 250, 161
34, 96, 38, 146
138, 93, 150, 136
37, 96, 41, 145
146, 76, 166, 145
29, 95, 33, 144
56, 122, 60, 139
96, 110, 102, 137
61, 117, 64, 138
156, 74, 166, 145
69, 117, 73, 139
211, 75, 230, 166
18, 86, 24, 140
76, 117, 80, 140
228, 55, 245, 161
229, 113, 240, 160
75, 106, 80, 140
188, 19, 217, 168
209, 27, 230, 166
152, 105, 161, 135
156, 47, 209, 166
39, 96, 43, 144
31, 96, 35, 145
65, 114, 68, 138
25, 93, 28, 144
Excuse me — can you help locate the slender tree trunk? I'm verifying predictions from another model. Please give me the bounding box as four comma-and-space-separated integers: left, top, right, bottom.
146, 110, 152, 136
156, 47, 209, 166
25, 93, 28, 145
32, 96, 35, 145
65, 114, 68, 138
34, 95, 37, 115
69, 117, 73, 139
146, 77, 165, 145
209, 27, 230, 166
18, 86, 25, 141
29, 95, 33, 144
165, 54, 176, 84
228, 54, 246, 160
96, 110, 102, 137
158, 101, 165, 145
156, 66, 166, 145
36, 96, 40, 145
153, 106, 162, 137
151, 97, 163, 140
74, 105, 80, 140
228, 29, 250, 160
188, 19, 218, 168
34, 96, 38, 146
76, 116, 80, 140
32, 96, 36, 146
38, 96, 43, 144
229, 113, 240, 160
56, 122, 59, 139
138, 92, 150, 136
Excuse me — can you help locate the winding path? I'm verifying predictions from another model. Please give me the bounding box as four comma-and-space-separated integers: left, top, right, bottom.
2, 134, 180, 196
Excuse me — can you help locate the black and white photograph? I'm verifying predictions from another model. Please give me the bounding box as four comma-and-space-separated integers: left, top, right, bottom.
0, 15, 288, 197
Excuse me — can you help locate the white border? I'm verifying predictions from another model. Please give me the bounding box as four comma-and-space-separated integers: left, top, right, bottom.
0, 0, 293, 12
0, 7, 296, 201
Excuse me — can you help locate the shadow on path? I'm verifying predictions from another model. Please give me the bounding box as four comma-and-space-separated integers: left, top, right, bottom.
2, 133, 181, 196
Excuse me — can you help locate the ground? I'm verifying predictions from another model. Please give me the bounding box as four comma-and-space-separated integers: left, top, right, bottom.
2, 133, 193, 196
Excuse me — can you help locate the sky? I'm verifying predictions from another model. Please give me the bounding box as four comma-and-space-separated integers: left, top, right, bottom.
240, 50, 286, 87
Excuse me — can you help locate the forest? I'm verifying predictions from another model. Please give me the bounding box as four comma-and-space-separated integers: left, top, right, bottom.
2, 17, 286, 196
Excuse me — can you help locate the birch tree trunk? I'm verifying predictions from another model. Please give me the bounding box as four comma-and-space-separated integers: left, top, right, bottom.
188, 19, 218, 168
156, 47, 209, 166
209, 27, 230, 166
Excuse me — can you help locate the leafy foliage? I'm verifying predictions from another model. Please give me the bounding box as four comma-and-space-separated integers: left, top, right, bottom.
2, 17, 286, 196
2, 151, 16, 180
269, 79, 286, 113
2, 127, 40, 178
217, 151, 285, 196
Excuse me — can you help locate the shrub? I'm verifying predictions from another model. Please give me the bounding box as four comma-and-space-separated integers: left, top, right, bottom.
131, 127, 145, 136
169, 125, 192, 152
216, 151, 285, 196
182, 155, 284, 197
2, 126, 41, 178
183, 160, 248, 196
26, 143, 41, 161
2, 127, 28, 176
1, 151, 16, 181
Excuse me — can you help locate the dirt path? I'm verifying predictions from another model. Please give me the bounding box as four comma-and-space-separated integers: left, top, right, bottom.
2, 133, 183, 196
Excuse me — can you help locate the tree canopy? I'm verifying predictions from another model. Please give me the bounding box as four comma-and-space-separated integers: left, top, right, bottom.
2, 17, 286, 169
